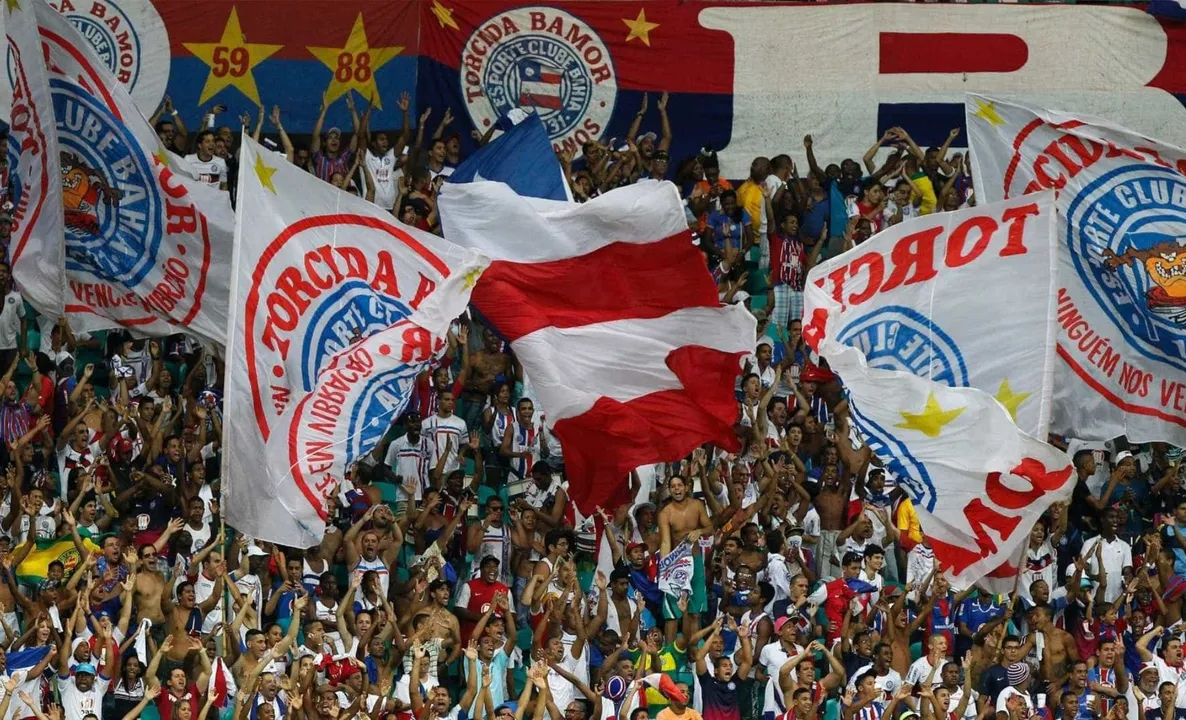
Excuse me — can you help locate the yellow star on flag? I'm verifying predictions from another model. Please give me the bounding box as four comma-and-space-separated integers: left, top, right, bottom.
895, 392, 965, 438
973, 100, 1005, 127
6, 0, 21, 14
462, 267, 483, 290
431, 0, 459, 31
993, 378, 1031, 422
623, 9, 659, 47
153, 145, 170, 168
307, 14, 402, 110
183, 8, 283, 107
254, 153, 278, 194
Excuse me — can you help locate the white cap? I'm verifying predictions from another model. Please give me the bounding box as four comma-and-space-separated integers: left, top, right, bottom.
1114, 450, 1134, 464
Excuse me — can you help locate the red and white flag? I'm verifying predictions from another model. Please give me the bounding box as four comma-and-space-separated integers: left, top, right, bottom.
439, 180, 754, 513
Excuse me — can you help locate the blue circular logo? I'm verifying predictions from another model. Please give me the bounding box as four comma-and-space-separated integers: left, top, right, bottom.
298, 281, 411, 389
461, 7, 616, 158
835, 306, 970, 387
50, 77, 162, 287
835, 306, 968, 512
343, 366, 420, 464
484, 36, 588, 137
1066, 164, 1186, 373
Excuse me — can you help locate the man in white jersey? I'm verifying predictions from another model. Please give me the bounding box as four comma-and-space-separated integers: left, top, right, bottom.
423, 390, 468, 476
383, 412, 431, 507
500, 397, 545, 480
362, 96, 409, 211
183, 130, 228, 190
343, 505, 403, 596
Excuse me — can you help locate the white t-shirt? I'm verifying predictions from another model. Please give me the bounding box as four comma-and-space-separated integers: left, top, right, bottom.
366, 148, 399, 210
59, 673, 111, 720
905, 657, 944, 688
1077, 535, 1133, 603
0, 291, 24, 350
847, 665, 903, 699
183, 154, 228, 189
385, 433, 431, 501
423, 413, 468, 475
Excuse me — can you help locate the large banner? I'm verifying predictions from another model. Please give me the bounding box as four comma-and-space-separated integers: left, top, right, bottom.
803, 196, 1073, 586
33, 1, 234, 342
35, 1, 1186, 179
225, 135, 477, 547
968, 95, 1186, 446
809, 193, 1060, 439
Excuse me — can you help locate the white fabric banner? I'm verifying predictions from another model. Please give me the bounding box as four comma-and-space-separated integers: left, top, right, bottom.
6, 0, 65, 317
968, 94, 1186, 445
33, 2, 232, 342
657, 539, 694, 599
808, 193, 1060, 439
803, 259, 1075, 587
226, 136, 480, 546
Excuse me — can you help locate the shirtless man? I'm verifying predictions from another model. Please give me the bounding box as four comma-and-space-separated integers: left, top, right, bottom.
231, 605, 303, 688
162, 575, 226, 664
1028, 604, 1078, 684
814, 463, 851, 579
464, 328, 513, 399
657, 475, 712, 641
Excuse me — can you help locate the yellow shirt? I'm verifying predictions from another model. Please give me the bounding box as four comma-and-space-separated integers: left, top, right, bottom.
911, 172, 937, 215
895, 495, 924, 549
657, 708, 704, 720
736, 181, 764, 232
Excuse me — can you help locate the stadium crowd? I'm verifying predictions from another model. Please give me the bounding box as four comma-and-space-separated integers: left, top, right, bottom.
0, 80, 1177, 720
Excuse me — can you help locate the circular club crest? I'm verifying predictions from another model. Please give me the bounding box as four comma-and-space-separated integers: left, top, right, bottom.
298, 282, 410, 389
835, 306, 970, 387
243, 215, 450, 441
461, 7, 616, 158
56, 0, 171, 115
50, 77, 163, 288
1065, 164, 1186, 373
836, 306, 968, 512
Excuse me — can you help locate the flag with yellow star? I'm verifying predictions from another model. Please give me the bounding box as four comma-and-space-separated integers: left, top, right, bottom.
805, 189, 1058, 439
967, 93, 1186, 448
167, 2, 417, 134
804, 277, 1074, 590
224, 136, 486, 547
802, 189, 1073, 589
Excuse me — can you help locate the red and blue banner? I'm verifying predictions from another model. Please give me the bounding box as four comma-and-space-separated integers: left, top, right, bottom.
40, 0, 1186, 178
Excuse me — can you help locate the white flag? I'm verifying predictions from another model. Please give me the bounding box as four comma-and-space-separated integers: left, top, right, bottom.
808, 193, 1059, 438
803, 207, 1074, 585
6, 0, 65, 317
32, 2, 233, 342
967, 94, 1186, 445
226, 136, 481, 546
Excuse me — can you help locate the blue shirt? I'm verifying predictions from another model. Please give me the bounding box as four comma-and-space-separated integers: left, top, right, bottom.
706, 209, 752, 252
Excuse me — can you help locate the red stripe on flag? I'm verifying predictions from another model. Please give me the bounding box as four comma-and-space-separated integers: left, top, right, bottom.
554, 345, 744, 514
880, 33, 1027, 74
472, 233, 717, 342
520, 93, 564, 111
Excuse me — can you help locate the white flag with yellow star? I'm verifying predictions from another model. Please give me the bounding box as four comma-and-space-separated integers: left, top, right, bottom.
807, 191, 1059, 439
225, 135, 486, 547
967, 93, 1186, 447
803, 275, 1074, 588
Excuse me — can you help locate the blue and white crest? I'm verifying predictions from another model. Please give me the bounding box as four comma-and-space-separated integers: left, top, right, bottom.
1066, 164, 1186, 372
342, 366, 420, 468
835, 305, 968, 512
51, 77, 162, 287
461, 7, 616, 158
298, 281, 411, 389
836, 306, 970, 387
